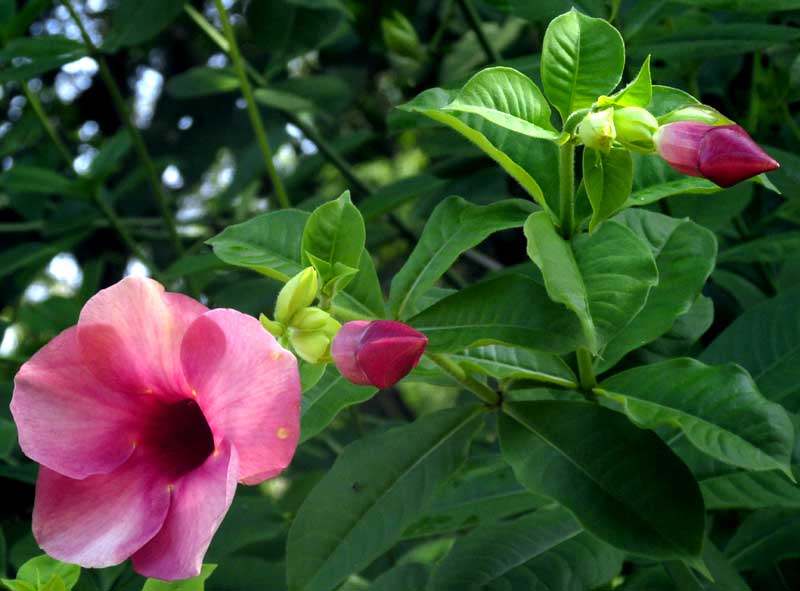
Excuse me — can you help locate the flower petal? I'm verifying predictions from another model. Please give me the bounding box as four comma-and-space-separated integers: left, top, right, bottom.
12, 327, 142, 479
77, 277, 207, 399
132, 441, 238, 580
180, 309, 300, 485
33, 448, 171, 569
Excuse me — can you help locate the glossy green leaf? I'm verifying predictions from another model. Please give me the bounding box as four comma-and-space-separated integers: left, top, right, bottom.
500, 400, 705, 563
524, 211, 596, 351
403, 455, 546, 539
287, 405, 483, 591
599, 358, 795, 475
443, 67, 562, 141
430, 506, 623, 590
626, 177, 720, 208
598, 209, 716, 371
541, 9, 625, 121
0, 36, 87, 82
142, 565, 217, 591
397, 88, 558, 213
15, 555, 80, 590
390, 197, 533, 320
665, 542, 750, 591
104, 0, 186, 50
670, 0, 800, 10
583, 147, 633, 231
208, 209, 307, 282
300, 366, 377, 443
166, 67, 240, 98
451, 344, 578, 388
701, 470, 800, 510
370, 564, 428, 591
408, 275, 584, 354
718, 232, 800, 264
725, 509, 800, 571
609, 55, 652, 107
701, 287, 800, 411
302, 191, 365, 291
332, 251, 385, 320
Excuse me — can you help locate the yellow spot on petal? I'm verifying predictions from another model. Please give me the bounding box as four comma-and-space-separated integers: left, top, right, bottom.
131, 440, 138, 448
270, 350, 282, 361
166, 484, 174, 492
191, 388, 198, 398
277, 427, 289, 440
213, 448, 220, 457
145, 387, 153, 394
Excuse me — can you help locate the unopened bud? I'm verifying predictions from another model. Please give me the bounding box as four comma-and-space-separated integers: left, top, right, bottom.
578, 108, 616, 153
613, 107, 658, 153
331, 320, 428, 389
658, 104, 734, 127
275, 267, 318, 325
288, 309, 340, 364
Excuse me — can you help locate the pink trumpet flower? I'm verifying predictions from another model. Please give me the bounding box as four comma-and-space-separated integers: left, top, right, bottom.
653, 122, 779, 188
11, 277, 301, 581
331, 320, 428, 389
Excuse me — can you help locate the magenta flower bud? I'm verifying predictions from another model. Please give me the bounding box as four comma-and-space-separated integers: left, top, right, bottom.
654, 122, 779, 188
331, 320, 428, 389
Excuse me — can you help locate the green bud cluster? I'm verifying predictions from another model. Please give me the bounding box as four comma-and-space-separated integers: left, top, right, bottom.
578, 106, 659, 154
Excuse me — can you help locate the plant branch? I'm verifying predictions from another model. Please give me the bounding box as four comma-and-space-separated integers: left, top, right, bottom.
456, 0, 501, 63
213, 0, 290, 209
61, 0, 184, 258
428, 353, 500, 406
576, 348, 596, 391
558, 142, 575, 238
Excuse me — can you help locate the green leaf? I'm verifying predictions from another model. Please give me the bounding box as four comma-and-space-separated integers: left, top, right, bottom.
524, 211, 597, 351
540, 9, 625, 121
302, 191, 365, 291
397, 88, 558, 213
287, 405, 484, 591
331, 251, 385, 320
701, 287, 800, 411
403, 455, 546, 539
104, 0, 186, 50
88, 131, 132, 181
207, 209, 307, 282
390, 197, 533, 320
370, 564, 428, 591
609, 55, 652, 107
572, 218, 659, 350
0, 580, 35, 591
701, 470, 800, 510
665, 542, 750, 591
429, 506, 623, 590
500, 400, 705, 563
253, 88, 317, 114
598, 209, 716, 371
725, 509, 800, 571
166, 67, 240, 99
0, 166, 89, 200
0, 36, 87, 82
626, 177, 720, 208
442, 67, 563, 141
300, 366, 378, 443
598, 358, 795, 475
583, 147, 633, 231
142, 565, 217, 591
450, 344, 578, 388
408, 274, 584, 355
16, 555, 80, 591
670, 0, 800, 10
718, 232, 800, 264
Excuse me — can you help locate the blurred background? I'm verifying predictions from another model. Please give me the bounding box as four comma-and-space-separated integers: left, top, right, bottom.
1, 0, 799, 589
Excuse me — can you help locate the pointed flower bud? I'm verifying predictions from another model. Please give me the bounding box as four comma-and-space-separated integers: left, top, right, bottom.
275, 267, 318, 325
613, 107, 659, 153
288, 308, 341, 364
578, 108, 615, 153
331, 321, 428, 389
658, 104, 733, 127
653, 122, 779, 188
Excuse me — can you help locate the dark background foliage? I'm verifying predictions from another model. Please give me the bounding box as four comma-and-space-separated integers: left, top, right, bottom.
1, 0, 799, 589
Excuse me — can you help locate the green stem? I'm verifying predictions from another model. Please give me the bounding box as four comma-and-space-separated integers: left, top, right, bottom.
456, 0, 500, 63
21, 71, 162, 279
428, 353, 500, 406
61, 0, 184, 258
558, 142, 575, 238
746, 51, 761, 133
576, 348, 596, 390
213, 0, 290, 209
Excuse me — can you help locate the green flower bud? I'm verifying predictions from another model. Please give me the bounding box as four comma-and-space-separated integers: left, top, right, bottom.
259, 313, 285, 338
578, 108, 616, 154
658, 104, 734, 127
613, 107, 659, 153
381, 11, 426, 62
275, 267, 318, 325
288, 311, 341, 364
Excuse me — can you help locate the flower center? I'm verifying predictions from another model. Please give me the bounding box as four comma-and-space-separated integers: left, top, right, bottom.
145, 398, 215, 478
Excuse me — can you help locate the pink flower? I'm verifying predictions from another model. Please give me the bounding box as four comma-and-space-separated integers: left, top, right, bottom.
331, 321, 427, 389
653, 122, 779, 188
11, 277, 300, 581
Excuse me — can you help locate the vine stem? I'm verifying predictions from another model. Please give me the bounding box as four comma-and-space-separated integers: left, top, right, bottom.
576, 348, 597, 391
558, 142, 575, 238
456, 0, 501, 63
21, 80, 163, 280
428, 353, 500, 407
60, 0, 184, 258
212, 0, 290, 210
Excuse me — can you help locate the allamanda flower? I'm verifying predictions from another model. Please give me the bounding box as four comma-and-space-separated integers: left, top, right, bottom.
11, 277, 301, 580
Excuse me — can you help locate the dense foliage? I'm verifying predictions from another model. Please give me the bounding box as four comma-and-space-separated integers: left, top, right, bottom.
2, 0, 800, 590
